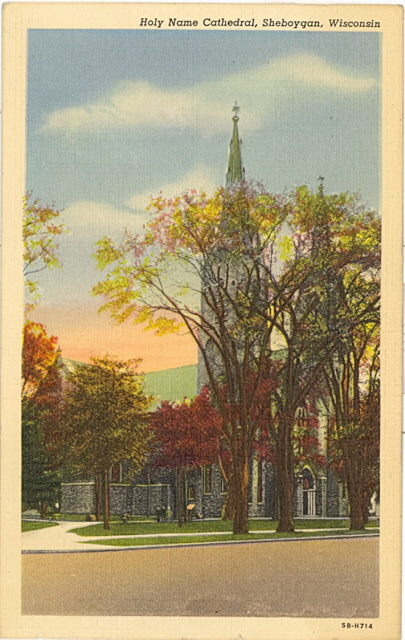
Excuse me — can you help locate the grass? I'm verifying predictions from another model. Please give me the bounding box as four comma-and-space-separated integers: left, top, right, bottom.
70, 518, 377, 537
22, 521, 59, 532
82, 528, 379, 548
54, 513, 157, 522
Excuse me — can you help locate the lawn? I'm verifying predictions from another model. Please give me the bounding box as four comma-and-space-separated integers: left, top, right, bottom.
70, 518, 377, 537
53, 513, 135, 522
21, 521, 59, 532
82, 529, 379, 547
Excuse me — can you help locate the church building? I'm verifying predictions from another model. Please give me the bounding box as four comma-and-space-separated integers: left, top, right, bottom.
61, 106, 358, 521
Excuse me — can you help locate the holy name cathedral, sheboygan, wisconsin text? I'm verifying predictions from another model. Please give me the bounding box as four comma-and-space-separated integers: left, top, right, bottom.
138, 17, 381, 29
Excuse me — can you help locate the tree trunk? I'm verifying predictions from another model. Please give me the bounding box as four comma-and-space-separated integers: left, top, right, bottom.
103, 468, 110, 530
276, 423, 295, 532
222, 472, 236, 521
231, 454, 249, 535
362, 489, 370, 526
94, 472, 101, 521
277, 464, 295, 531
347, 481, 366, 530
177, 468, 183, 528
39, 501, 48, 519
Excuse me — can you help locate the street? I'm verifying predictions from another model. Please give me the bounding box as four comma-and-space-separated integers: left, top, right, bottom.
22, 537, 378, 617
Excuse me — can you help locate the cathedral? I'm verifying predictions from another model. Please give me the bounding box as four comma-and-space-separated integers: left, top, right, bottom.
61, 107, 366, 521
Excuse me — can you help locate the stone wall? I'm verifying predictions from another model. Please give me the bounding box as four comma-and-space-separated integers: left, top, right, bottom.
316, 477, 327, 516
131, 484, 172, 517
326, 472, 349, 517
61, 463, 348, 520
110, 485, 131, 515
61, 483, 95, 514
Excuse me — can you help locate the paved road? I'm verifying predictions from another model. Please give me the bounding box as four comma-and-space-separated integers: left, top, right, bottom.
22, 537, 378, 617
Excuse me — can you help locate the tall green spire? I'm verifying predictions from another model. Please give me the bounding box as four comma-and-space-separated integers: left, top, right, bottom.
226, 102, 245, 187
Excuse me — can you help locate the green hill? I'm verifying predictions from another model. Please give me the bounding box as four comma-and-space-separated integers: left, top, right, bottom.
144, 364, 197, 406
61, 358, 197, 407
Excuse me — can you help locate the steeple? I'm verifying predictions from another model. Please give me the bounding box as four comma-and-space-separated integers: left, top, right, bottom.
226, 102, 245, 187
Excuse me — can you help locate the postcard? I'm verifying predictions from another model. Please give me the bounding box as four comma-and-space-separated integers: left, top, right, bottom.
1, 3, 403, 639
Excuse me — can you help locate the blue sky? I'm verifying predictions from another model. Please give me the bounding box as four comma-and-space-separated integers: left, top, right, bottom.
27, 29, 381, 367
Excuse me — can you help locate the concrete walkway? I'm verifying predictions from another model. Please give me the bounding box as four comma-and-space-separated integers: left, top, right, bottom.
21, 520, 378, 553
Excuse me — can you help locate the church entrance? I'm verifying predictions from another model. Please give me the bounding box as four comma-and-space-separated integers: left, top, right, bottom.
302, 468, 316, 516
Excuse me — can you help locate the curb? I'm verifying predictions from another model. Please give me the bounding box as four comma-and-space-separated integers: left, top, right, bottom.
21, 532, 379, 555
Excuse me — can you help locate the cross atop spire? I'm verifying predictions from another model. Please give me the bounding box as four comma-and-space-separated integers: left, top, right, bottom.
226, 103, 245, 187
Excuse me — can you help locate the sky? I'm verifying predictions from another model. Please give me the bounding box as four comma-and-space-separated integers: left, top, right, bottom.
27, 29, 381, 371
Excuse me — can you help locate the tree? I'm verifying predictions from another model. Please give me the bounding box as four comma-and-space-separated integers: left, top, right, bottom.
292, 401, 326, 473
93, 182, 290, 534
215, 372, 276, 521
150, 388, 223, 526
263, 182, 380, 530
22, 320, 59, 398
324, 304, 380, 530
93, 181, 380, 533
61, 356, 152, 529
22, 321, 63, 517
23, 193, 66, 307
288, 182, 380, 530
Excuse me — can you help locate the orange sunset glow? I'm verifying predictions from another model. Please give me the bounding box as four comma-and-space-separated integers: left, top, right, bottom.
30, 300, 197, 372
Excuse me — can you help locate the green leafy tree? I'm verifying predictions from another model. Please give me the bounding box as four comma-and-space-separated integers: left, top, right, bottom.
62, 356, 152, 529
22, 398, 62, 518
23, 193, 66, 307
22, 321, 63, 517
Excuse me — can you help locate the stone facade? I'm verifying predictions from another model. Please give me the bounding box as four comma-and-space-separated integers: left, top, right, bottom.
62, 460, 349, 519
326, 472, 349, 517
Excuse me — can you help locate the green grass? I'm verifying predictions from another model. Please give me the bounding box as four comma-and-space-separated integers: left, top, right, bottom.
70, 518, 372, 537
82, 528, 379, 548
21, 521, 59, 532
55, 513, 158, 522
54, 513, 127, 522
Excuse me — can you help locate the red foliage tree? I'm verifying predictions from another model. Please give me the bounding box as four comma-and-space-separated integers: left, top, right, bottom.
292, 400, 326, 471
150, 388, 223, 526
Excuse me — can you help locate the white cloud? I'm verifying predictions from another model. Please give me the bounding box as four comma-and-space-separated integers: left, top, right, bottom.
126, 164, 219, 211
43, 53, 378, 135
272, 53, 378, 92
63, 200, 148, 242
60, 164, 218, 243
45, 81, 233, 135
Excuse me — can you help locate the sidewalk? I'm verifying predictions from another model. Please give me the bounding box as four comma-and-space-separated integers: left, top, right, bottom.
21, 521, 378, 553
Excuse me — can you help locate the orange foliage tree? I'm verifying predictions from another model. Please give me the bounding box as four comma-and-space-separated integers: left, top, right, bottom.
22, 321, 63, 517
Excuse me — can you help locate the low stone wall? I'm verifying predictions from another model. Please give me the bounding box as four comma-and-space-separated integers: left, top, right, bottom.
61, 483, 95, 514
131, 484, 172, 517
110, 484, 131, 515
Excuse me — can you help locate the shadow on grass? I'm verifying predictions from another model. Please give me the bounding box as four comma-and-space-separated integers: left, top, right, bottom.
70, 518, 379, 537
81, 529, 379, 547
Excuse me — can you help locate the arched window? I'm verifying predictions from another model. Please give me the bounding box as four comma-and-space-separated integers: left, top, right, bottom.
203, 465, 212, 494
